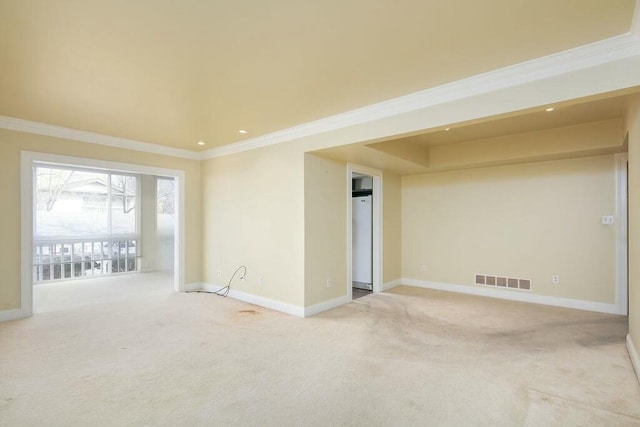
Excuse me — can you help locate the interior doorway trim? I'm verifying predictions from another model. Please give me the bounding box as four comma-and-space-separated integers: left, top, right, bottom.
616, 152, 628, 315
20, 151, 186, 318
346, 163, 383, 301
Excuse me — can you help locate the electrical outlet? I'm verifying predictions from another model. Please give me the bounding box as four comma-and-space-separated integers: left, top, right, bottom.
601, 215, 614, 225
552, 275, 560, 284
421, 264, 428, 272
257, 277, 263, 286
326, 278, 332, 288
218, 268, 223, 278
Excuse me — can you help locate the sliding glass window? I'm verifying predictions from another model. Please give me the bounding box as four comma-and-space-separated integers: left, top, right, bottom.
33, 164, 140, 282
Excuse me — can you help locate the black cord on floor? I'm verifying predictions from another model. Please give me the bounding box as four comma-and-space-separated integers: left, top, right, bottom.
186, 265, 246, 298
186, 288, 229, 297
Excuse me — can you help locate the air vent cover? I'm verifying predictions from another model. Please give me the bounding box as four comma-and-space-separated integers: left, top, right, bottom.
475, 274, 532, 291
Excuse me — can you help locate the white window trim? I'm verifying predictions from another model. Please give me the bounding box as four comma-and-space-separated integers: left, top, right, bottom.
21, 151, 186, 318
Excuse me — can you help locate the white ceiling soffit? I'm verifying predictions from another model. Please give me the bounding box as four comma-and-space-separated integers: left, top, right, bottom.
2, 32, 640, 161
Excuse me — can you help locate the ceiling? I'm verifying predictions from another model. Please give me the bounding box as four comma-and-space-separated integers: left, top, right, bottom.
0, 0, 636, 151
313, 92, 635, 175
392, 95, 630, 148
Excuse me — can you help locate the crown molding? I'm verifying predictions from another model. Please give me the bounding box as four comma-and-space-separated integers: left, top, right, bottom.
2, 33, 640, 161
201, 32, 640, 159
0, 116, 201, 160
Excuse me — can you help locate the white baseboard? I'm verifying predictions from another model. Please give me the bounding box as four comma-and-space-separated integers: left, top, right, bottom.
183, 282, 203, 292
400, 278, 621, 315
201, 283, 305, 317
189, 278, 621, 318
199, 283, 351, 317
304, 295, 350, 317
0, 308, 24, 322
627, 334, 640, 385
382, 279, 402, 291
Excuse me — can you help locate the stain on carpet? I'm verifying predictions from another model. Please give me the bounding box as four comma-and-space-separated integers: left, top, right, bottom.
524, 390, 640, 426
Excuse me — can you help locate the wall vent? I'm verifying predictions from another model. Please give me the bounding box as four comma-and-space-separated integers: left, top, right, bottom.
475, 274, 532, 291
519, 279, 531, 290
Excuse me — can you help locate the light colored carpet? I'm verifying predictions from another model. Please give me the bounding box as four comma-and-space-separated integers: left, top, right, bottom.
1, 273, 639, 426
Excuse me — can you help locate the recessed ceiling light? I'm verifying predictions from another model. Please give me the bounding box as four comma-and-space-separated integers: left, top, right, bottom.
197, 141, 206, 146
545, 107, 554, 112
239, 129, 248, 134
445, 128, 450, 131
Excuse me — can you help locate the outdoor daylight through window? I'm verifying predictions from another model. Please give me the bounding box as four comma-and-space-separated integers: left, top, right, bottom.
33, 164, 140, 282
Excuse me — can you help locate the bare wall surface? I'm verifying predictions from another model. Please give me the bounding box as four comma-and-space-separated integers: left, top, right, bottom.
383, 171, 402, 283
627, 94, 640, 359
402, 155, 618, 304
201, 142, 305, 307
428, 119, 624, 170
3, 36, 640, 315
0, 129, 202, 311
304, 154, 347, 306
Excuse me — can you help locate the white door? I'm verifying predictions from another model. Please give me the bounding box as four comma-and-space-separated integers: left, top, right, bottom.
352, 195, 372, 286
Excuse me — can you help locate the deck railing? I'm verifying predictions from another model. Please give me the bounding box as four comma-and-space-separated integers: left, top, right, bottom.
33, 237, 140, 283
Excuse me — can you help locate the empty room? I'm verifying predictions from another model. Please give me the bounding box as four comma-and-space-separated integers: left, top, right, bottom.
2, 1, 640, 425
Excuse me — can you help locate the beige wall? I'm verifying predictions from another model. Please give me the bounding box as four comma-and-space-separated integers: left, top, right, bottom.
2, 51, 638, 316
302, 156, 402, 304
383, 171, 402, 283
402, 155, 619, 304
201, 147, 400, 309
0, 124, 398, 313
201, 142, 305, 307
0, 129, 202, 311
304, 154, 347, 306
428, 119, 624, 171
626, 94, 640, 357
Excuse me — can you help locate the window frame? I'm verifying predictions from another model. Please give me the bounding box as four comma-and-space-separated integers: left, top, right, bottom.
33, 163, 141, 240
21, 150, 187, 319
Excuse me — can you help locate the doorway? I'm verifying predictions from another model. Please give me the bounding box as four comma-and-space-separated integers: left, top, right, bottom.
347, 164, 382, 301
20, 151, 186, 318
352, 173, 373, 299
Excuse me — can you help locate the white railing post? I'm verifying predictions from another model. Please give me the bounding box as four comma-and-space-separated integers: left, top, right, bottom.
32, 236, 140, 284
